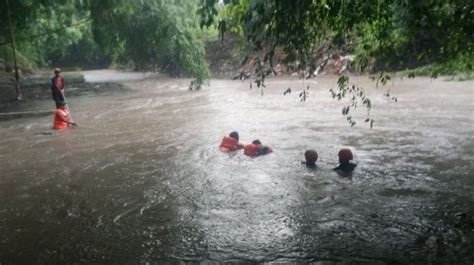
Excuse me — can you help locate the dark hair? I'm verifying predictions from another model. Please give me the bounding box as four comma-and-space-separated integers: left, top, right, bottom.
252, 139, 261, 145
260, 146, 270, 155
229, 131, 239, 141
304, 149, 318, 166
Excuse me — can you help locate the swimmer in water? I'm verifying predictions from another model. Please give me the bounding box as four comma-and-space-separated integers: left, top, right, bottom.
219, 131, 244, 152
244, 139, 273, 157
302, 149, 318, 168
333, 148, 357, 172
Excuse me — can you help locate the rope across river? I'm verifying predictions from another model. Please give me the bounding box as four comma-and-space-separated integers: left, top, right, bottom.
0, 109, 111, 133
0, 110, 54, 116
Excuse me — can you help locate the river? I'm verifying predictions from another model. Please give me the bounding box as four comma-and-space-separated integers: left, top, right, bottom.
0, 70, 473, 264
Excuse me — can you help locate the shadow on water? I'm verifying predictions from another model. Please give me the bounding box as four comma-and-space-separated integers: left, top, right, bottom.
0, 72, 473, 264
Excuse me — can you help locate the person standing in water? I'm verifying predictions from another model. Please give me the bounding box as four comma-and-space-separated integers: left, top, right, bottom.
333, 148, 357, 172
51, 67, 67, 108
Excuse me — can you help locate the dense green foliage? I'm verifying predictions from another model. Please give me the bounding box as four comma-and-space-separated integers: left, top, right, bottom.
1, 0, 472, 93
202, 0, 473, 73
2, 0, 471, 77
89, 0, 209, 81
0, 0, 90, 69
0, 0, 210, 82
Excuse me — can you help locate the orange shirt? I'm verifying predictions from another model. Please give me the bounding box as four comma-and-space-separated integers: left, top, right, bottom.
53, 108, 70, 129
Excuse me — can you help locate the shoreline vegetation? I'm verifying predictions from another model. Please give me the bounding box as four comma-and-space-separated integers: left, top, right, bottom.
1, 1, 472, 84
1, 35, 472, 98
397, 56, 474, 81
1, 40, 472, 102
1, 55, 471, 106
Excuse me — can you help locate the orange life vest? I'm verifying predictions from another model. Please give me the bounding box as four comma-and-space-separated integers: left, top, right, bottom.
53, 107, 70, 130
244, 144, 260, 157
244, 144, 273, 156
219, 136, 239, 152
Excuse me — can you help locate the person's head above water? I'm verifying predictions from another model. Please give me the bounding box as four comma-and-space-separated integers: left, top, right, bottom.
252, 139, 262, 145
304, 149, 318, 166
338, 148, 353, 163
229, 131, 239, 141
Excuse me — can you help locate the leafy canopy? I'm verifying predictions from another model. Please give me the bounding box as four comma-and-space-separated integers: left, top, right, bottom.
1, 0, 211, 84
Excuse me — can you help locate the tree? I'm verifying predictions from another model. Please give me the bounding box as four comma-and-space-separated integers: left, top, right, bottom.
200, 0, 473, 71
0, 0, 211, 89
0, 0, 90, 68
89, 0, 210, 86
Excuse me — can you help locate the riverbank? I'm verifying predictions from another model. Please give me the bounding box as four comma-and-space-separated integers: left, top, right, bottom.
205, 34, 474, 81
397, 61, 474, 81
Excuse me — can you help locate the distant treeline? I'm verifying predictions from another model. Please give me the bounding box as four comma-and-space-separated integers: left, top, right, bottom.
1, 0, 472, 79
0, 0, 210, 82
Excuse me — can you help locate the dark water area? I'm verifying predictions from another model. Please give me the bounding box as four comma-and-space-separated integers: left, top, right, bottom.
0, 71, 473, 264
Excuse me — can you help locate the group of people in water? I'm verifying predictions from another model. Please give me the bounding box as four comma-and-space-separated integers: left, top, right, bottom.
220, 131, 357, 172
51, 68, 356, 173
219, 131, 273, 157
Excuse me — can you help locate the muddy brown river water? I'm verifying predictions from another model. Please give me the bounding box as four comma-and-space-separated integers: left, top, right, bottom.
0, 70, 473, 264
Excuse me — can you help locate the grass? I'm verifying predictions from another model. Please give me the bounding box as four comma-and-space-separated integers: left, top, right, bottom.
397, 53, 474, 81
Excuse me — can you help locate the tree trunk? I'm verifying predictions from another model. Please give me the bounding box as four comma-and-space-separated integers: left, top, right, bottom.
6, 0, 22, 100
